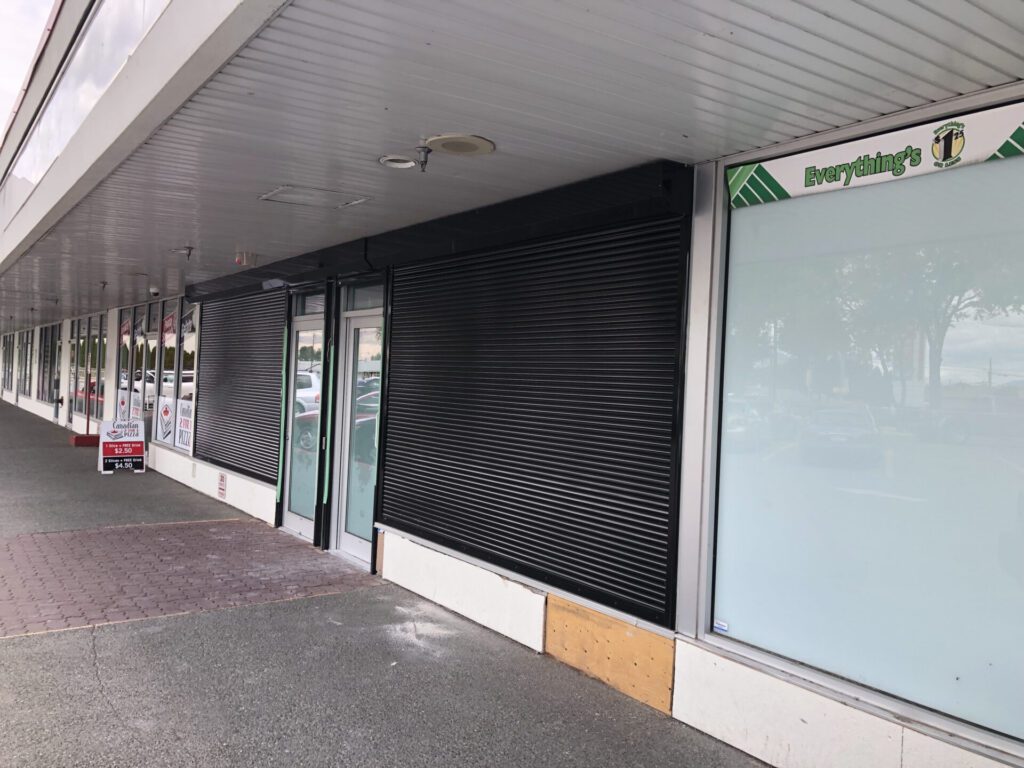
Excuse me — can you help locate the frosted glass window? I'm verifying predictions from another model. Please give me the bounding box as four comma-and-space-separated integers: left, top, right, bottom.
715, 155, 1024, 740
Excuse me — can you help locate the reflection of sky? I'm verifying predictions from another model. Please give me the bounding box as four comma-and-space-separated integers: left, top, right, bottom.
945, 312, 1024, 386
2, 0, 169, 216
0, 1, 50, 124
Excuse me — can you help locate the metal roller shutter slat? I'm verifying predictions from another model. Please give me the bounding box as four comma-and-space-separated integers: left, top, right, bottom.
194, 291, 286, 483
381, 218, 684, 625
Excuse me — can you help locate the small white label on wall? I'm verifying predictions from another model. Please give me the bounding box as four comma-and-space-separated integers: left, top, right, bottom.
218, 472, 227, 499
713, 619, 729, 633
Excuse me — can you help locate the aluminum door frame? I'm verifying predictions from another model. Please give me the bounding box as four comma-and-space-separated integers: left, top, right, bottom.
281, 315, 324, 540
331, 310, 383, 562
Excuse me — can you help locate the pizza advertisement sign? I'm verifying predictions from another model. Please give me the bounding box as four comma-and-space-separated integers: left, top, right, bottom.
98, 419, 146, 474
156, 396, 175, 444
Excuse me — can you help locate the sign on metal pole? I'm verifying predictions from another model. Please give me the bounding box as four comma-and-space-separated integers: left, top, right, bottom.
98, 419, 146, 474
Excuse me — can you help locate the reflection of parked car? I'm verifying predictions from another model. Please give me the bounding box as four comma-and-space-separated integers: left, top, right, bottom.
294, 409, 320, 452
161, 372, 196, 401
352, 412, 378, 464
355, 390, 379, 416
133, 369, 158, 408
294, 371, 321, 413
356, 377, 380, 396
913, 393, 1024, 446
800, 406, 881, 466
722, 397, 768, 452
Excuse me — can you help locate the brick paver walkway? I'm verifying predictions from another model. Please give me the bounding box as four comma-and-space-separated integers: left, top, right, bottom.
0, 518, 378, 638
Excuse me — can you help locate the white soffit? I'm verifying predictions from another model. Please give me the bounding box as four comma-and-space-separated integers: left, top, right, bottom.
3, 0, 1024, 330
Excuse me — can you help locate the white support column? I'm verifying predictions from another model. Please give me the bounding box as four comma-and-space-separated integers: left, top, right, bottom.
104, 308, 118, 421
58, 319, 72, 426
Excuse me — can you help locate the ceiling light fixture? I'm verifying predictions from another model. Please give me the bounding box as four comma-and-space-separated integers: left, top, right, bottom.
378, 154, 416, 170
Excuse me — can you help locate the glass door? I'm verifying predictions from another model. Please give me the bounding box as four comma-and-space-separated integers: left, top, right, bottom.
335, 315, 383, 560
282, 318, 324, 539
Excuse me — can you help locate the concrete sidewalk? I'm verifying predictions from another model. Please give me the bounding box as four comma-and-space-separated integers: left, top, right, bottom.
0, 402, 763, 767
0, 402, 237, 537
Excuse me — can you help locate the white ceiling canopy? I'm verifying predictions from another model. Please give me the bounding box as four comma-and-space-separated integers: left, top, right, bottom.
3, 0, 1024, 330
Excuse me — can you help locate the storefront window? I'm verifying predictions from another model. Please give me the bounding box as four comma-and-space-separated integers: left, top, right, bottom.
118, 309, 131, 418
131, 306, 147, 419
715, 153, 1024, 740
89, 316, 105, 420
175, 302, 196, 451
295, 292, 325, 317
74, 322, 87, 415
36, 324, 60, 403
155, 299, 178, 444
347, 283, 383, 311
16, 330, 33, 396
1, 334, 13, 391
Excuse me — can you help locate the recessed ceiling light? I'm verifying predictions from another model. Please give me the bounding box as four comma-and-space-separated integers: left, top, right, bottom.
258, 185, 369, 209
378, 154, 416, 170
424, 134, 495, 156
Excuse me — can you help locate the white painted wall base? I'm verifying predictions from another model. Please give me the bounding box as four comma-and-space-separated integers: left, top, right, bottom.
672, 640, 1007, 768
2, 390, 15, 404
148, 441, 276, 524
16, 395, 58, 422
69, 418, 97, 435
382, 532, 546, 652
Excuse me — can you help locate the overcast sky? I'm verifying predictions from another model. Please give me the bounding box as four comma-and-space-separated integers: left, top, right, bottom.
0, 1, 52, 134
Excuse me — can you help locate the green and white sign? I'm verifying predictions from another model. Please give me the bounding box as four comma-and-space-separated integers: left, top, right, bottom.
728, 100, 1024, 209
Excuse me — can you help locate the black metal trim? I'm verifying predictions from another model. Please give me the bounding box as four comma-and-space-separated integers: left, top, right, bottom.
311, 279, 337, 549
370, 266, 394, 576
187, 162, 690, 302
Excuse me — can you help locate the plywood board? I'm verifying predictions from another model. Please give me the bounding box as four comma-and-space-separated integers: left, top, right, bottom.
545, 594, 674, 713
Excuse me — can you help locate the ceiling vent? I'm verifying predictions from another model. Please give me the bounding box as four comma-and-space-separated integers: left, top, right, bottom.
258, 185, 369, 209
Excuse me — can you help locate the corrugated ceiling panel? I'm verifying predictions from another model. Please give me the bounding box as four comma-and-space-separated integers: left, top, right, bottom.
4, 0, 1024, 330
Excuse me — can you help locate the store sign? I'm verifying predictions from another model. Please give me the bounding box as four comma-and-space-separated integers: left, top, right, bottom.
174, 399, 194, 451
156, 396, 175, 443
98, 419, 146, 474
728, 100, 1024, 209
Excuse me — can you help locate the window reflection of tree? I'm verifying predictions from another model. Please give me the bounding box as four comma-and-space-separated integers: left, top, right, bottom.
731, 236, 1024, 414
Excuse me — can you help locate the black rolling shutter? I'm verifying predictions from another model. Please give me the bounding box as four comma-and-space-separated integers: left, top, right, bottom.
195, 291, 286, 483
380, 218, 685, 625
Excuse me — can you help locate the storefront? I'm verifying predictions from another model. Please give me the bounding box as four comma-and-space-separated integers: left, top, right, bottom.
178, 163, 691, 605
671, 97, 1024, 764
3, 95, 1021, 763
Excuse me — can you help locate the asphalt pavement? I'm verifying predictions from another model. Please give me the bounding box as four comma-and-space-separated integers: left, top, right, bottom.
0, 401, 765, 768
